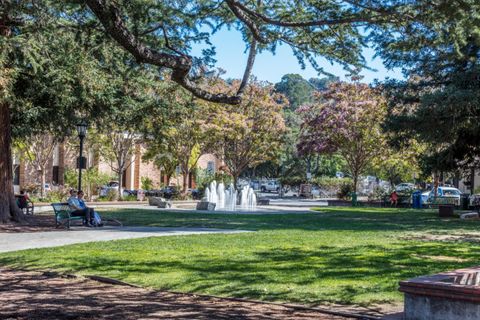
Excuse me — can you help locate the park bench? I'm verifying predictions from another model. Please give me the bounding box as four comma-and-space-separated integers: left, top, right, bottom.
51, 202, 84, 229
51, 202, 123, 229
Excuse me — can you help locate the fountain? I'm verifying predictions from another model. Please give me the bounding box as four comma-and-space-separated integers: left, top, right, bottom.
197, 180, 256, 211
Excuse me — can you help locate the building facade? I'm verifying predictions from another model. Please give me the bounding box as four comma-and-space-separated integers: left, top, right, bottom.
13, 142, 223, 194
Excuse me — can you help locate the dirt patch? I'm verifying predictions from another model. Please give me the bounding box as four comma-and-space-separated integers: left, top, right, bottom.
412, 254, 469, 263
404, 232, 480, 243
0, 267, 381, 320
0, 215, 57, 233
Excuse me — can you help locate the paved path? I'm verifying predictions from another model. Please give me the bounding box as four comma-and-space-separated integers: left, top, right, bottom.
0, 227, 250, 253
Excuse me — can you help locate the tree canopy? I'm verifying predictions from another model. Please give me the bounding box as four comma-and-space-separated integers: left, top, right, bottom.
297, 82, 387, 192
373, 0, 480, 173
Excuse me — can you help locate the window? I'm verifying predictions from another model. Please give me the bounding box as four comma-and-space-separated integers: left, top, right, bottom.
443, 189, 461, 196
13, 166, 20, 186
207, 161, 215, 174
52, 166, 59, 185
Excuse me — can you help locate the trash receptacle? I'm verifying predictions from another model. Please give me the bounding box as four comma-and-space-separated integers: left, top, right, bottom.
461, 194, 470, 210
439, 204, 455, 217
412, 190, 422, 209
351, 192, 358, 207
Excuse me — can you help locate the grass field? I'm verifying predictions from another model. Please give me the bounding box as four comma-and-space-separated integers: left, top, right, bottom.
1, 207, 479, 306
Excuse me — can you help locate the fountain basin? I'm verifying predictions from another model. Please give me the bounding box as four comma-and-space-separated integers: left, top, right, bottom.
399, 266, 480, 320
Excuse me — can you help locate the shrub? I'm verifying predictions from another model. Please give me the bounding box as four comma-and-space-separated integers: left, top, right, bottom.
278, 176, 306, 187
314, 177, 353, 197
337, 181, 354, 200
64, 167, 113, 196
368, 186, 389, 201
106, 188, 118, 201
141, 176, 154, 190
121, 195, 137, 201
196, 169, 233, 192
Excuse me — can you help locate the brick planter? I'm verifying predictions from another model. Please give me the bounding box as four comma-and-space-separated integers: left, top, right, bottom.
399, 266, 480, 320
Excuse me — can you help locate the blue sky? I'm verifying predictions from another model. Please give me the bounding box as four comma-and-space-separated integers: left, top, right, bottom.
192, 27, 404, 84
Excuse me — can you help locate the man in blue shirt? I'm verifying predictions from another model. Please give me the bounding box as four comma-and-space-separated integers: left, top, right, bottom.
68, 189, 93, 226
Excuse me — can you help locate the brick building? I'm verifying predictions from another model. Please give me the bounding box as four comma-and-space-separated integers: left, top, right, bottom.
13, 142, 223, 193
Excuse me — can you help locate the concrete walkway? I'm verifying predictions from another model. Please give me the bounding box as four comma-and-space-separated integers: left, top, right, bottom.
0, 227, 250, 253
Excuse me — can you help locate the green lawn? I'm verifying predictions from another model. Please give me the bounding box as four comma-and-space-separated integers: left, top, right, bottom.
1, 207, 479, 306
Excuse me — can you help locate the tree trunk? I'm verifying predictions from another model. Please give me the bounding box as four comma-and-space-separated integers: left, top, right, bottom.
352, 174, 358, 194
118, 171, 123, 200
0, 103, 26, 223
182, 169, 189, 193
233, 173, 240, 191
40, 169, 46, 199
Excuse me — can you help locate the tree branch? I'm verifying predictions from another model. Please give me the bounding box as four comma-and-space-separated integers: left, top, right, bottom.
237, 39, 257, 95
85, 0, 242, 104
227, 0, 389, 28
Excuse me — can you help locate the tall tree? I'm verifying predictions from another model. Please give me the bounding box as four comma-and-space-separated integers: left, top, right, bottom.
274, 74, 314, 110
297, 82, 386, 192
143, 83, 214, 192
97, 131, 139, 199
372, 0, 480, 173
205, 80, 286, 186
0, 2, 115, 222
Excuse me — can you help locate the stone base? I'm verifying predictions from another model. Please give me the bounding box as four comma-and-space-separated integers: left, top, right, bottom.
157, 201, 171, 209
461, 212, 479, 220
196, 201, 216, 211
257, 199, 270, 205
400, 266, 480, 320
404, 293, 480, 320
148, 197, 166, 206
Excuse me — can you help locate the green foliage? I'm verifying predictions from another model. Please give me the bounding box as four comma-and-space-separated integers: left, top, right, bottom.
203, 80, 286, 182
337, 181, 354, 200
64, 168, 112, 196
313, 177, 353, 196
367, 186, 389, 202
274, 74, 314, 110
277, 175, 306, 187
103, 189, 118, 202
29, 188, 69, 203
141, 177, 154, 191
196, 169, 233, 192
373, 1, 480, 172
298, 82, 387, 192
121, 195, 138, 202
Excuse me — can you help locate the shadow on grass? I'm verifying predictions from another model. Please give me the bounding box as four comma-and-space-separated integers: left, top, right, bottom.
2, 236, 479, 306
99, 207, 480, 234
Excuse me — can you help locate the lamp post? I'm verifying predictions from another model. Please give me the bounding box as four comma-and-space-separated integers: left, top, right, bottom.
76, 120, 88, 191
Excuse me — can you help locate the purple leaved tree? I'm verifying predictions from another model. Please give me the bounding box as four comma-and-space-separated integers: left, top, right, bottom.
297, 82, 387, 193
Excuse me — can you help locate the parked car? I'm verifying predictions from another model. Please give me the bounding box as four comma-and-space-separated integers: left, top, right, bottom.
395, 183, 415, 193
160, 186, 179, 199
421, 187, 463, 206
260, 180, 280, 193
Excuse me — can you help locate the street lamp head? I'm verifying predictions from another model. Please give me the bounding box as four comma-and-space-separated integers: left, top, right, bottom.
76, 120, 88, 138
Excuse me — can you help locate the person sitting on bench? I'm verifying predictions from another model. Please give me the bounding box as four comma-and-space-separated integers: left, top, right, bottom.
77, 190, 97, 226
17, 190, 34, 214
68, 189, 93, 227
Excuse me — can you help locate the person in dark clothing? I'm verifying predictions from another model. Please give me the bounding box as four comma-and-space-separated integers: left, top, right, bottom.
77, 190, 95, 226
